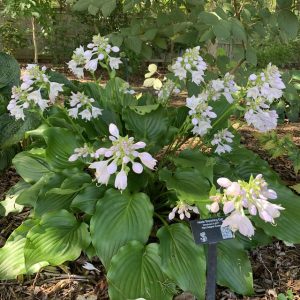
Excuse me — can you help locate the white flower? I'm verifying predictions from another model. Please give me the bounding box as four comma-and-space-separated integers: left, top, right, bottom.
222, 211, 255, 237
211, 128, 234, 155
89, 161, 110, 185
87, 123, 157, 191
85, 58, 99, 72
169, 201, 199, 220
109, 57, 122, 70
68, 92, 102, 121
191, 70, 205, 85
244, 109, 278, 132
115, 170, 128, 190
49, 82, 64, 103
171, 46, 206, 82
69, 145, 91, 161
209, 175, 284, 238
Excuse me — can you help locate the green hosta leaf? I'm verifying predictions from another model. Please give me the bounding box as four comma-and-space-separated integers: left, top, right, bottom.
123, 106, 170, 150
253, 181, 300, 244
171, 149, 215, 183
13, 152, 51, 184
24, 210, 90, 272
0, 220, 39, 280
217, 239, 254, 295
157, 224, 206, 299
0, 180, 29, 216
0, 145, 19, 173
159, 168, 211, 209
71, 184, 106, 214
278, 10, 299, 39
91, 189, 153, 268
0, 112, 41, 148
107, 242, 174, 300
16, 172, 60, 207
0, 52, 20, 89
28, 126, 84, 170
129, 104, 159, 115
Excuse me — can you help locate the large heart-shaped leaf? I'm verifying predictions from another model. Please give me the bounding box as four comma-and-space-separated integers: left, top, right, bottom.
25, 210, 90, 272
123, 105, 170, 150
13, 152, 51, 183
217, 239, 254, 296
0, 220, 38, 280
91, 189, 153, 268
107, 242, 174, 300
157, 224, 206, 299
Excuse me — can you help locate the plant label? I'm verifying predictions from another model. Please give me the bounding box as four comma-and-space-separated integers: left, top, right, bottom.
190, 217, 234, 245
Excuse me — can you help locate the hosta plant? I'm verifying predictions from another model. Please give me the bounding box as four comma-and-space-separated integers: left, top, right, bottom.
1, 35, 300, 300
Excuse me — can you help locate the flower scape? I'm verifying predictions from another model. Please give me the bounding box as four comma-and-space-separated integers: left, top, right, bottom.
2, 35, 296, 300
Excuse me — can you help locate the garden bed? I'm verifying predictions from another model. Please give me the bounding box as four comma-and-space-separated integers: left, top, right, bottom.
1, 123, 300, 300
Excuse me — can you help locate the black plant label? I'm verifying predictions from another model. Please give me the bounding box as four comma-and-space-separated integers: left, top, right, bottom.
190, 217, 234, 244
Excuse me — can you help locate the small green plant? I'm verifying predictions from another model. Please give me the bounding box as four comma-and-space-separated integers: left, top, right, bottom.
278, 289, 294, 300
258, 131, 300, 174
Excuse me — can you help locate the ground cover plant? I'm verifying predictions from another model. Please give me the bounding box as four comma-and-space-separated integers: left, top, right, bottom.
1, 34, 300, 300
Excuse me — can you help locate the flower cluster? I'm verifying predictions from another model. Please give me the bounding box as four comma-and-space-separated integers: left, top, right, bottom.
68, 92, 102, 121
68, 34, 122, 78
186, 95, 217, 136
7, 64, 63, 120
211, 128, 234, 155
244, 64, 285, 132
168, 201, 199, 220
207, 73, 238, 103
89, 124, 157, 190
68, 144, 94, 162
207, 175, 284, 237
157, 79, 180, 105
171, 46, 207, 84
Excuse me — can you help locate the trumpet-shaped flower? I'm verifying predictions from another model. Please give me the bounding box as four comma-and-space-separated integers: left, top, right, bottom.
172, 46, 207, 84
211, 128, 234, 155
169, 201, 199, 220
208, 174, 284, 237
67, 92, 102, 121
88, 124, 157, 190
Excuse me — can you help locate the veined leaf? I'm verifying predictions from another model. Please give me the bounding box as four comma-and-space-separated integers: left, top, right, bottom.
107, 242, 174, 300
91, 189, 153, 268
24, 210, 90, 272
157, 224, 206, 299
217, 239, 253, 295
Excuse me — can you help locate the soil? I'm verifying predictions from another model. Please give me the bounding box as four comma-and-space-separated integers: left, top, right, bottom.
1, 65, 300, 299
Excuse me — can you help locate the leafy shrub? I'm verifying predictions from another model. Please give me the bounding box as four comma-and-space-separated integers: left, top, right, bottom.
1, 35, 300, 299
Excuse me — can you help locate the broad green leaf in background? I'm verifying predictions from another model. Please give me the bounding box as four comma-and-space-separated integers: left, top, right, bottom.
24, 210, 90, 272
277, 10, 299, 39
71, 184, 106, 214
159, 167, 211, 210
91, 189, 153, 268
123, 105, 169, 149
217, 239, 254, 295
157, 224, 206, 299
0, 52, 20, 89
107, 242, 174, 300
171, 149, 215, 183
